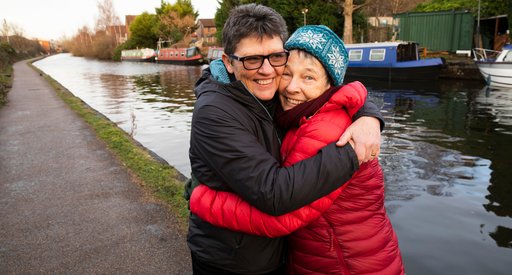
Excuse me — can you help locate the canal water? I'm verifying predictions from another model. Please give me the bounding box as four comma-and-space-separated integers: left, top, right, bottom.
34, 54, 511, 275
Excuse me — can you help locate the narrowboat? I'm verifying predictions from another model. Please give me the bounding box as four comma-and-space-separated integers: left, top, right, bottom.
120, 48, 156, 62
205, 47, 224, 63
155, 41, 204, 65
344, 42, 444, 81
473, 44, 512, 88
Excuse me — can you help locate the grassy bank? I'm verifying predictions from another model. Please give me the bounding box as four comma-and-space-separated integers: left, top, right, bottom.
29, 61, 190, 230
0, 66, 13, 106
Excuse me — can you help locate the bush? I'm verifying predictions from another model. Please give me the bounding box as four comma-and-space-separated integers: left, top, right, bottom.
0, 42, 16, 105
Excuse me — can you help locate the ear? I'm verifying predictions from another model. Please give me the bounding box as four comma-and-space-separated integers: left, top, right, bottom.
222, 54, 234, 74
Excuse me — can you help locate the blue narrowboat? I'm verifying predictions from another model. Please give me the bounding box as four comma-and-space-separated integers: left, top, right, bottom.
345, 42, 444, 81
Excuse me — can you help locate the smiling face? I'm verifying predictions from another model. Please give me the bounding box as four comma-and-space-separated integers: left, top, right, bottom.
222, 35, 285, 101
278, 50, 331, 111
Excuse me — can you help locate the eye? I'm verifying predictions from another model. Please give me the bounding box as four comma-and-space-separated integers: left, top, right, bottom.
282, 70, 292, 78
243, 56, 263, 65
304, 75, 315, 81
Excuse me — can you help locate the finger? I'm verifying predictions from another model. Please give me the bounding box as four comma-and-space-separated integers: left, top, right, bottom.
336, 130, 351, 147
355, 143, 366, 163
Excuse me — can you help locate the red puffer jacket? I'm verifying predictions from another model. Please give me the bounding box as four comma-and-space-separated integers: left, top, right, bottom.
190, 81, 404, 274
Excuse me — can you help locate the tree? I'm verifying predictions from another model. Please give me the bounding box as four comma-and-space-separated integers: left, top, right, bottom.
95, 0, 121, 31
414, 0, 508, 18
337, 0, 369, 44
128, 12, 159, 48
214, 0, 345, 44
156, 0, 198, 44
214, 0, 242, 44
1, 19, 10, 44
94, 0, 121, 58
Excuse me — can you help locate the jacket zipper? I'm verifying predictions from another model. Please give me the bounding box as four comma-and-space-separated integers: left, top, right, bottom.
244, 83, 282, 146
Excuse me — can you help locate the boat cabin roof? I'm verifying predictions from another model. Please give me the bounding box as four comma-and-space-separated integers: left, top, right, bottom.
345, 41, 417, 49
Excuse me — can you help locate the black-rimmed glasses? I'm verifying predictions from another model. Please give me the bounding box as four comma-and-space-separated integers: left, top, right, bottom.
229, 51, 289, 70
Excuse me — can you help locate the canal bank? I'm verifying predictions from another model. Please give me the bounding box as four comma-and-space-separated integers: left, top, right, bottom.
0, 59, 192, 273
439, 55, 484, 81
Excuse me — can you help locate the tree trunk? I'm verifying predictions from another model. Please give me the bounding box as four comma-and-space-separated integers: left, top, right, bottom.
343, 0, 354, 44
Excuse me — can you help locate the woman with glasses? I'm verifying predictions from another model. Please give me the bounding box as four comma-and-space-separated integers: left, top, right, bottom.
187, 4, 384, 274
190, 25, 404, 275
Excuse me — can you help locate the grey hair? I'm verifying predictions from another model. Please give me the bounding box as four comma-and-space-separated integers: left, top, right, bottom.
222, 4, 288, 55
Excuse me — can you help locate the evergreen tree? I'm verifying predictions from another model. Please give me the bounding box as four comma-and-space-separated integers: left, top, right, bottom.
414, 0, 508, 18
214, 0, 346, 44
128, 12, 160, 49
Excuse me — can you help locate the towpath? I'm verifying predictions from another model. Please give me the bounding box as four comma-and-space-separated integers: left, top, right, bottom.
0, 60, 191, 274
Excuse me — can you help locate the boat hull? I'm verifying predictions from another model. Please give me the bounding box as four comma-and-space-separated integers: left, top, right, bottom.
475, 62, 512, 88
345, 65, 441, 81
155, 58, 203, 65
121, 57, 155, 62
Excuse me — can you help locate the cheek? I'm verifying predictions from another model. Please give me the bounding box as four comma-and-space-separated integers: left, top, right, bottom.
278, 77, 290, 92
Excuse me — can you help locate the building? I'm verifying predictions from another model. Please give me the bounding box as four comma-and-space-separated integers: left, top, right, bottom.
368, 16, 395, 27
106, 25, 128, 45
195, 18, 217, 45
125, 15, 138, 39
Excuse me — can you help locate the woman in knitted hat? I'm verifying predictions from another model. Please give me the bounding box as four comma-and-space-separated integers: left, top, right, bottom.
190, 25, 404, 275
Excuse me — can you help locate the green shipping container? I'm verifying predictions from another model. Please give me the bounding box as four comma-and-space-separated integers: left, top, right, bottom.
394, 10, 474, 52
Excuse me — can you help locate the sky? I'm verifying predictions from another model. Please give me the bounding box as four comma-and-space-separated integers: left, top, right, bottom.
0, 0, 219, 40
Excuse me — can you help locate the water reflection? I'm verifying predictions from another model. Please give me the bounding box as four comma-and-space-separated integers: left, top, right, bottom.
33, 54, 512, 275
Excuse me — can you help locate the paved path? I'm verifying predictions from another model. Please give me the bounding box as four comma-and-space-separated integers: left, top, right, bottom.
0, 60, 191, 274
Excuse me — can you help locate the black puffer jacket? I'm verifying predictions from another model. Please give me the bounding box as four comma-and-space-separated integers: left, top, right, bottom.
187, 68, 383, 274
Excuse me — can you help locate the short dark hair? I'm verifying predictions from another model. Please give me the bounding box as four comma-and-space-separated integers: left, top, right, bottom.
222, 4, 288, 55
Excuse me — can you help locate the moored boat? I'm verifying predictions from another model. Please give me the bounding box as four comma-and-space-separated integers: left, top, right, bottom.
344, 42, 444, 81
155, 40, 204, 65
205, 47, 224, 63
121, 48, 156, 62
473, 44, 512, 88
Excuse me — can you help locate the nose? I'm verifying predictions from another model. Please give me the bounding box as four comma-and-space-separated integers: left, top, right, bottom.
284, 76, 300, 94
257, 58, 275, 74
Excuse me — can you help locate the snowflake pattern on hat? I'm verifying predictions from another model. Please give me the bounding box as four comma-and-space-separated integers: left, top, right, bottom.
285, 25, 348, 86
327, 45, 346, 77
294, 30, 326, 50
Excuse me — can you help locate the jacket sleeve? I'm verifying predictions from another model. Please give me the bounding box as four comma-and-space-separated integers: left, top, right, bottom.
191, 97, 359, 216
334, 81, 368, 118
351, 85, 385, 131
190, 183, 344, 237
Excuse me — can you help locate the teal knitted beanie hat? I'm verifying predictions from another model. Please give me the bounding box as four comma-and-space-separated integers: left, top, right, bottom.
284, 25, 348, 86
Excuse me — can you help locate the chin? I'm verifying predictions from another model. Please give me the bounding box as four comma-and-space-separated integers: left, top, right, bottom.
253, 90, 276, 101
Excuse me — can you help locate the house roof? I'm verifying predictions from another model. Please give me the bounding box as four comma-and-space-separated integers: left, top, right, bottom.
198, 18, 215, 27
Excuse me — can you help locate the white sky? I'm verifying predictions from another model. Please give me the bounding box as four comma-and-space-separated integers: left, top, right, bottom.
0, 0, 219, 40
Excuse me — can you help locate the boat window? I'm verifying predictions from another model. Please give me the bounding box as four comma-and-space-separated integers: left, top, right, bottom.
187, 48, 196, 57
369, 49, 385, 61
349, 49, 363, 61
397, 43, 418, 61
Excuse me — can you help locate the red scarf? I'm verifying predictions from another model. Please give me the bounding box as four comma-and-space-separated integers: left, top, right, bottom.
276, 85, 340, 131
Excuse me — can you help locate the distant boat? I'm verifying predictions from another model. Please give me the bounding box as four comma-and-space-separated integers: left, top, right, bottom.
121, 48, 156, 62
155, 40, 203, 65
344, 42, 444, 81
473, 44, 512, 88
205, 46, 224, 63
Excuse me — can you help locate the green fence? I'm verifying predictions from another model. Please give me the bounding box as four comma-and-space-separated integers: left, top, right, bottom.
394, 10, 474, 52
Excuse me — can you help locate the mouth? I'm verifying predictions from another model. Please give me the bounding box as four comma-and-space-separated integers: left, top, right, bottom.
282, 95, 305, 106
255, 79, 273, 85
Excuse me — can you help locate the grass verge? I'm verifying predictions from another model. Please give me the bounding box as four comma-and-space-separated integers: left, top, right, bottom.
0, 66, 13, 106
29, 61, 190, 230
